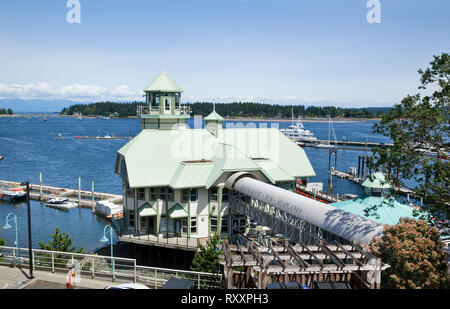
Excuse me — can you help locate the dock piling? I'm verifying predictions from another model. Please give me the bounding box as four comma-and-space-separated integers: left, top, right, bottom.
78, 176, 81, 206
91, 180, 95, 213
39, 172, 43, 201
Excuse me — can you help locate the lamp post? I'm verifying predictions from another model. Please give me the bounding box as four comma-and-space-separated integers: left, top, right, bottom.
100, 225, 114, 275
20, 181, 34, 279
3, 213, 19, 265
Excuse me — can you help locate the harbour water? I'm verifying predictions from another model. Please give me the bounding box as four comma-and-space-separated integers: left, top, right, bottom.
0, 115, 390, 252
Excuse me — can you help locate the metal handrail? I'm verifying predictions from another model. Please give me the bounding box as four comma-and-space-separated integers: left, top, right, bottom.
0, 246, 221, 289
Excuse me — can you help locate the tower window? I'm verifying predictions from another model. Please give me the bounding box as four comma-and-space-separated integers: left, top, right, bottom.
165, 98, 171, 110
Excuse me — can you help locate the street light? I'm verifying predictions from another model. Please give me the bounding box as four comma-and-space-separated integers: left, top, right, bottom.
19, 181, 34, 279
3, 213, 19, 265
100, 225, 114, 274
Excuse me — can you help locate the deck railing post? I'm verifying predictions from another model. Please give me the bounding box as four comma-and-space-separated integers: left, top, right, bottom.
51, 252, 55, 273
92, 257, 95, 278
112, 257, 116, 281
154, 269, 158, 289
134, 260, 137, 283
198, 274, 201, 289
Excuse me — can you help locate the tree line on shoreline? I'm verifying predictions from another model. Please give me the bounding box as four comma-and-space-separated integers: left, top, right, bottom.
60, 101, 390, 118
0, 108, 13, 115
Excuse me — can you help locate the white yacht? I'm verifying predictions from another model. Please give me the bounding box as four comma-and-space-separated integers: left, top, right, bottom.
280, 109, 317, 142
46, 197, 77, 210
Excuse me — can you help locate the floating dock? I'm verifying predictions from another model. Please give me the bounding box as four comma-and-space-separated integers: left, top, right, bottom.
330, 169, 419, 199
74, 136, 133, 140
0, 180, 123, 220
302, 139, 393, 148
296, 181, 345, 204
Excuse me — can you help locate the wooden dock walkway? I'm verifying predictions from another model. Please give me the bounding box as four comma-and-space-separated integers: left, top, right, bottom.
296, 182, 345, 204
0, 180, 123, 219
331, 169, 419, 199
302, 139, 393, 148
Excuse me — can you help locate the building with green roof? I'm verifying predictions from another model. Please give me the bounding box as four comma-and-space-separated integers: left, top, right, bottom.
331, 172, 424, 226
116, 72, 316, 249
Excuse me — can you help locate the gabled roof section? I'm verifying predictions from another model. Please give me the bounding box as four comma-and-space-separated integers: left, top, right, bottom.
144, 71, 183, 93
362, 172, 391, 189
205, 110, 224, 122
117, 127, 316, 189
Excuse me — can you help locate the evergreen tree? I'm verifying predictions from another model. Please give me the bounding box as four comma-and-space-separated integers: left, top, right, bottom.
39, 227, 84, 253
190, 233, 223, 274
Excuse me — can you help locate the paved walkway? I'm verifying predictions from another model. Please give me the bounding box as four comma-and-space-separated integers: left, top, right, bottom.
0, 264, 124, 289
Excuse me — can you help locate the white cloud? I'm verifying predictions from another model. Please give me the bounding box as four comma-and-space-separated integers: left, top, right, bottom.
0, 82, 395, 107
0, 82, 141, 102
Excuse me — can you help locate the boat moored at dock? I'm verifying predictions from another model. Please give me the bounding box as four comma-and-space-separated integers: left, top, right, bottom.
45, 197, 78, 210
0, 184, 26, 202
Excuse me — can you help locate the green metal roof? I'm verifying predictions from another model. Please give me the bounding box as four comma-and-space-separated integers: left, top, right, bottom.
144, 71, 183, 93
331, 196, 424, 226
117, 127, 316, 189
362, 172, 391, 189
169, 203, 188, 218
205, 111, 224, 121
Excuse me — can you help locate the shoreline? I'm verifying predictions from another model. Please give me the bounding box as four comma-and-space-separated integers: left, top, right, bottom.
1, 114, 381, 122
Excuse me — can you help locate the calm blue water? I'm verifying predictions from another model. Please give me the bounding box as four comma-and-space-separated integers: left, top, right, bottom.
0, 116, 390, 252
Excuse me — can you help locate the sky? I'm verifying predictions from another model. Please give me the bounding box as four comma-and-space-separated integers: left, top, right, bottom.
0, 0, 449, 108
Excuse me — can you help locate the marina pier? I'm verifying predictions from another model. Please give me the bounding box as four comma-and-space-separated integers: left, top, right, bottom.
0, 179, 123, 219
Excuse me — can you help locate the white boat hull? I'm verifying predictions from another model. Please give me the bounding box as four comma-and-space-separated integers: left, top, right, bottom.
46, 201, 78, 210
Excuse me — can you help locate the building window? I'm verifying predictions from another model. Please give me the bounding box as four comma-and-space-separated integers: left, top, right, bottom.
210, 187, 218, 201
182, 189, 198, 202
175, 93, 180, 108
210, 216, 218, 233
168, 188, 174, 202
223, 188, 229, 202
164, 98, 171, 110
128, 210, 135, 227
190, 189, 198, 202
182, 189, 189, 202
160, 187, 166, 200
221, 216, 229, 234
182, 218, 188, 234
150, 188, 157, 200
190, 217, 197, 234
138, 188, 145, 200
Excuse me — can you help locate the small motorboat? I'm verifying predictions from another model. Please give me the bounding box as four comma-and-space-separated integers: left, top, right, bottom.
0, 155, 3, 161
46, 197, 77, 210
0, 184, 26, 202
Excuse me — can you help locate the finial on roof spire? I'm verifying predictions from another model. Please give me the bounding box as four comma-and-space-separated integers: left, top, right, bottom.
213, 102, 216, 112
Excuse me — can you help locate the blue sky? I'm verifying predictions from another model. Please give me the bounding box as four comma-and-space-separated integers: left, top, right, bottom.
0, 0, 449, 107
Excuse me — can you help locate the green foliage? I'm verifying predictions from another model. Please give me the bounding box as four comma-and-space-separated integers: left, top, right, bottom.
369, 218, 449, 289
187, 103, 387, 119
0, 108, 13, 115
60, 101, 146, 118
60, 101, 388, 119
39, 227, 84, 254
370, 53, 450, 218
190, 233, 224, 274
0, 237, 5, 262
